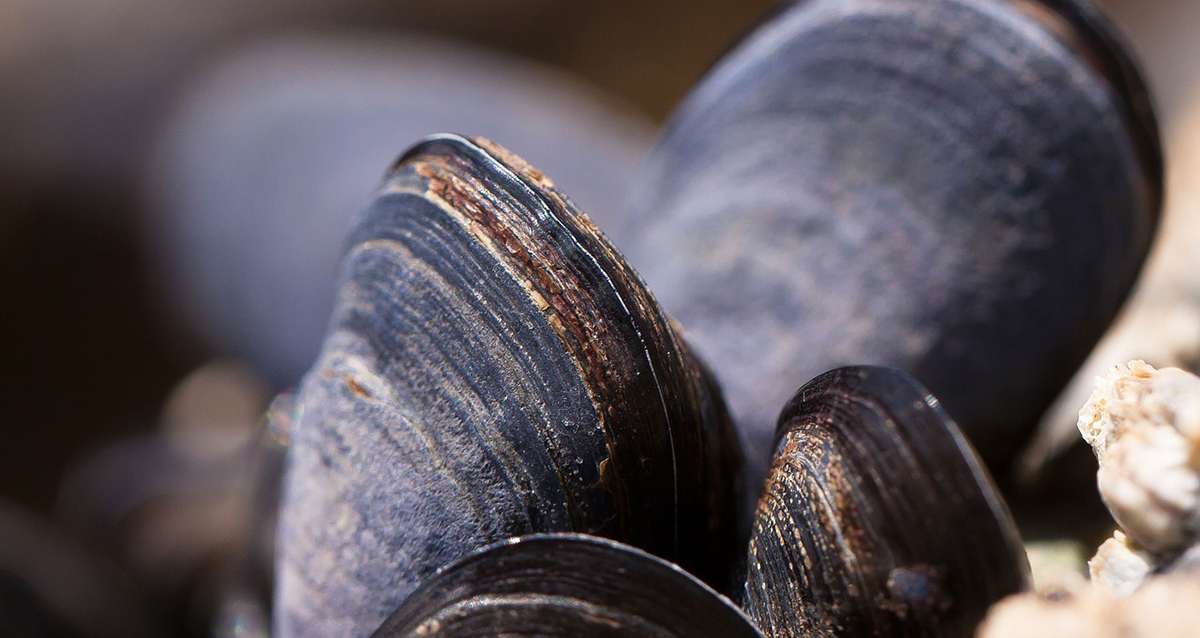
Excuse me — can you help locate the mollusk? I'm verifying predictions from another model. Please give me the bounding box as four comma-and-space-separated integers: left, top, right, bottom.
274, 135, 742, 637
742, 367, 1030, 636
373, 534, 763, 638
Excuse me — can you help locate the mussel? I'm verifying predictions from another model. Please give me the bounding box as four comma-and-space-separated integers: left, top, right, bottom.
274, 135, 743, 636
742, 367, 1030, 637
373, 534, 763, 637
619, 0, 1163, 483
148, 35, 652, 387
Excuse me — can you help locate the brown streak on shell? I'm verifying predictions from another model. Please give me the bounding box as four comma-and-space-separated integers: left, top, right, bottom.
407, 147, 631, 520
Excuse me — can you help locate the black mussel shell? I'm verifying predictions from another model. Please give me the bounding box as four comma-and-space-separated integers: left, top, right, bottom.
372, 534, 763, 638
274, 135, 743, 636
620, 0, 1163, 485
743, 367, 1030, 637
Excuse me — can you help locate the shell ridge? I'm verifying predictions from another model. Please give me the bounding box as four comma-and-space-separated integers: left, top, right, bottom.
456, 136, 685, 556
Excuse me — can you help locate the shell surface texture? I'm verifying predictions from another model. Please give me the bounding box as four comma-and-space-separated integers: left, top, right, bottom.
620, 0, 1163, 485
743, 367, 1030, 637
372, 534, 764, 638
274, 134, 742, 637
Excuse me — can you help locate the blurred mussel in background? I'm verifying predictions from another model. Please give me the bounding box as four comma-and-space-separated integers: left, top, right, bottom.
618, 0, 1162, 500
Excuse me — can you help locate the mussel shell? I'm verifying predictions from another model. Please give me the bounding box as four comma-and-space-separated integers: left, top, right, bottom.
744, 367, 1029, 637
148, 35, 653, 387
275, 135, 742, 636
620, 0, 1162, 483
372, 534, 763, 638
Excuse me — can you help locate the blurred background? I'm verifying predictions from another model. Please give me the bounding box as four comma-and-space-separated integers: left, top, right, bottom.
1, 0, 779, 516
2, 0, 1197, 635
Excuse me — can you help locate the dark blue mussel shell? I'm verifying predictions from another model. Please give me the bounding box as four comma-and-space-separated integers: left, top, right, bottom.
274, 135, 743, 637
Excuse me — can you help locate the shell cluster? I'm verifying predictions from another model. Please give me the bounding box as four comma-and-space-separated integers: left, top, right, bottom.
268, 0, 1162, 636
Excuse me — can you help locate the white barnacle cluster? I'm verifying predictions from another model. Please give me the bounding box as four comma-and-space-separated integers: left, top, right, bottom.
978, 361, 1200, 637
1079, 361, 1200, 578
